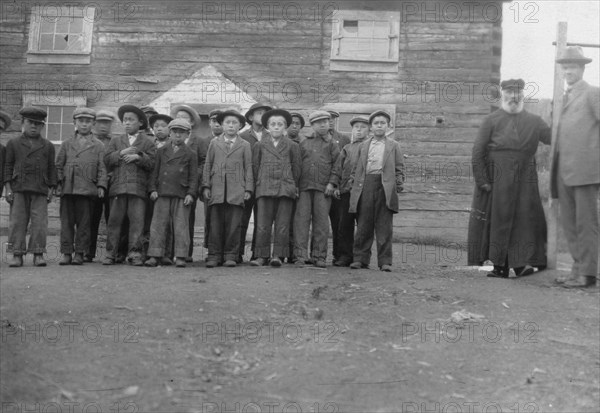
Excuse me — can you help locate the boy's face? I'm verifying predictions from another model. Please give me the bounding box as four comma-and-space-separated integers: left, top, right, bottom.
153, 120, 169, 140
222, 116, 241, 137
328, 117, 336, 131
176, 110, 194, 127
311, 119, 329, 137
209, 118, 223, 135
170, 127, 189, 146
288, 117, 302, 137
370, 116, 389, 138
22, 118, 45, 138
94, 120, 113, 136
352, 122, 370, 141
267, 115, 287, 139
252, 109, 266, 126
74, 117, 94, 135
123, 112, 142, 135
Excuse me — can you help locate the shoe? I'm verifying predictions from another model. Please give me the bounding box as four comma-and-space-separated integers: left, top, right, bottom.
334, 259, 351, 267
562, 276, 597, 289
380, 265, 392, 272
270, 257, 282, 267
83, 255, 93, 263
314, 260, 326, 268
236, 255, 244, 264
515, 265, 534, 277
206, 260, 217, 268
161, 257, 174, 266
185, 257, 193, 263
145, 257, 158, 267
9, 255, 23, 267
287, 256, 296, 264
487, 266, 508, 278
295, 259, 306, 266
223, 260, 237, 267
59, 254, 72, 266
350, 262, 365, 269
33, 254, 46, 267
175, 258, 186, 268
130, 257, 144, 266
102, 257, 115, 265
250, 258, 267, 266
72, 253, 84, 265
115, 255, 126, 264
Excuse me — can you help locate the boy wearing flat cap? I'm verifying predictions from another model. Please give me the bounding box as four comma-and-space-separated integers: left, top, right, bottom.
4, 107, 57, 267
331, 115, 370, 267
103, 105, 156, 266
285, 111, 305, 262
239, 102, 272, 262
349, 110, 404, 272
251, 109, 300, 267
145, 119, 198, 268
0, 109, 12, 198
55, 107, 108, 265
201, 109, 253, 268
293, 110, 340, 268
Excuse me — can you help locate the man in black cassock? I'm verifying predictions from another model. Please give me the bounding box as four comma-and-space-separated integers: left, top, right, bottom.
468, 79, 551, 278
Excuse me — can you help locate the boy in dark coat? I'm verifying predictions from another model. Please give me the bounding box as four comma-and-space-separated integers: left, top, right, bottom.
349, 111, 404, 272
250, 109, 300, 267
56, 107, 108, 265
202, 110, 253, 268
4, 107, 57, 267
102, 105, 156, 266
145, 119, 198, 268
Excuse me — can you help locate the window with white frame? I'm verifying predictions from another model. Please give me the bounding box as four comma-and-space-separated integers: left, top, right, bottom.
27, 5, 95, 64
330, 10, 400, 73
23, 92, 86, 143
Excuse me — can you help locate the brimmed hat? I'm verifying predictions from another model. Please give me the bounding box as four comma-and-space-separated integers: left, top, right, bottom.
95, 109, 116, 122
308, 110, 331, 124
322, 109, 340, 118
168, 118, 192, 131
117, 105, 148, 129
149, 113, 173, 128
140, 105, 158, 116
245, 102, 272, 123
556, 46, 592, 64
368, 110, 391, 124
0, 109, 12, 129
216, 109, 246, 127
170, 104, 200, 125
73, 107, 96, 120
19, 107, 47, 124
349, 115, 369, 126
289, 111, 305, 128
208, 109, 223, 120
500, 79, 525, 90
261, 109, 293, 129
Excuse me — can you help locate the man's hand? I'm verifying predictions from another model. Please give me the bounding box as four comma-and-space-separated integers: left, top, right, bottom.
5, 191, 14, 204
244, 191, 252, 201
333, 189, 341, 199
98, 187, 105, 198
325, 183, 335, 197
481, 183, 492, 192
203, 188, 211, 201
150, 191, 159, 201
184, 194, 194, 206
123, 154, 140, 164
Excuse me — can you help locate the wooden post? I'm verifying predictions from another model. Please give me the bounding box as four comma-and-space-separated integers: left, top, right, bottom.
547, 22, 568, 270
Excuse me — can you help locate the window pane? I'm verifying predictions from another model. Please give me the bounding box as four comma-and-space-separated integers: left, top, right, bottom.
48, 106, 62, 121
61, 122, 75, 140
70, 17, 83, 33
62, 106, 76, 123
54, 34, 68, 50
40, 19, 55, 34
39, 34, 54, 50
66, 34, 84, 51
342, 20, 358, 36
46, 124, 61, 142
55, 18, 69, 34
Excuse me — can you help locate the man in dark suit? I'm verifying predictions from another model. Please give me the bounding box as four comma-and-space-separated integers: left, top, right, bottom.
551, 47, 600, 288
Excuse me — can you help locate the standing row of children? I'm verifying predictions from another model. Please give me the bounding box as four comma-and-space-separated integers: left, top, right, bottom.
1, 103, 404, 271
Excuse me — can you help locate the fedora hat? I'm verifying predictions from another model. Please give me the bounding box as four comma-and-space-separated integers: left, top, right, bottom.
245, 102, 272, 123
216, 109, 246, 127
556, 46, 592, 64
261, 109, 293, 129
149, 113, 174, 128
170, 104, 200, 126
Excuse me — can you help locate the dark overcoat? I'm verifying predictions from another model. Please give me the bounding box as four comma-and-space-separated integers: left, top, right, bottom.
3, 134, 57, 194
149, 142, 198, 199
252, 136, 300, 199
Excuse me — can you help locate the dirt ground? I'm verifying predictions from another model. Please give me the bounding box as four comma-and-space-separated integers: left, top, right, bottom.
1, 236, 598, 413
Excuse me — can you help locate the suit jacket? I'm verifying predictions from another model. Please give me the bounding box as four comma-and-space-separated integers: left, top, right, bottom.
149, 142, 198, 199
56, 133, 108, 197
551, 80, 600, 198
348, 137, 404, 214
240, 127, 270, 147
329, 129, 351, 151
332, 138, 366, 194
201, 135, 253, 207
298, 133, 340, 192
104, 132, 156, 199
185, 134, 208, 195
0, 143, 4, 197
252, 136, 300, 199
3, 134, 57, 195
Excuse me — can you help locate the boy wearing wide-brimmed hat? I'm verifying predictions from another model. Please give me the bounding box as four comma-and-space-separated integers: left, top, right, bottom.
4, 107, 57, 267
55, 107, 108, 265
250, 109, 300, 267
103, 104, 156, 266
145, 118, 198, 268
201, 109, 253, 268
149, 113, 173, 149
293, 110, 340, 268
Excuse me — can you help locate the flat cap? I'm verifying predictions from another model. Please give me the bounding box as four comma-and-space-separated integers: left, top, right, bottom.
140, 105, 158, 115
289, 111, 305, 128
500, 79, 525, 90
556, 46, 592, 64
209, 109, 223, 119
368, 110, 391, 124
19, 107, 47, 124
0, 109, 12, 129
95, 109, 117, 121
171, 104, 200, 125
323, 109, 340, 118
73, 107, 96, 119
349, 115, 369, 126
117, 105, 148, 130
261, 109, 293, 129
245, 102, 272, 123
168, 118, 192, 131
308, 110, 331, 124
149, 113, 173, 128
216, 109, 246, 127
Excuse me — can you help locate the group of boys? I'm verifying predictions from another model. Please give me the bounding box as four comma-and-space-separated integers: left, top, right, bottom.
1, 103, 405, 272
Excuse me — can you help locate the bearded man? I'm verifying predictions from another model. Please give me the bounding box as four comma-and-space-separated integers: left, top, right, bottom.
468, 79, 552, 278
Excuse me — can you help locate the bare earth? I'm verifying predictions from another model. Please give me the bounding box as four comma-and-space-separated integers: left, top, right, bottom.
1, 238, 599, 412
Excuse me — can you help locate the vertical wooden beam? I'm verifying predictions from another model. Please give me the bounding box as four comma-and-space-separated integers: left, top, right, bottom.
547, 22, 568, 270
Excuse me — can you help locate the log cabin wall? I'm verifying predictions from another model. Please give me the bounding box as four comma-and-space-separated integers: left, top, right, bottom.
0, 0, 506, 245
